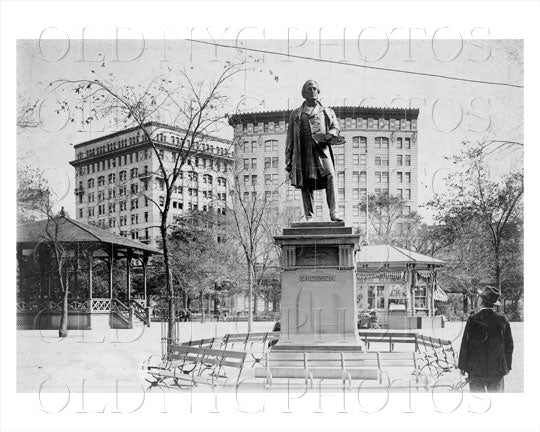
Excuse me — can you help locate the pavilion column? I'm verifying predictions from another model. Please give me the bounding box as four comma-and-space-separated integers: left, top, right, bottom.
88, 252, 93, 311
126, 251, 132, 304
142, 254, 150, 327
108, 256, 115, 301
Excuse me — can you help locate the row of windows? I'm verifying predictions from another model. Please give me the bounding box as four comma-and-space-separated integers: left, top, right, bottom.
85, 171, 227, 190
237, 118, 417, 135
75, 150, 230, 177
239, 136, 412, 155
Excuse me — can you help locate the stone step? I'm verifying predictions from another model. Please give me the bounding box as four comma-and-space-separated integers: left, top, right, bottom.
254, 367, 379, 381
271, 344, 364, 352
290, 221, 345, 228
283, 226, 352, 236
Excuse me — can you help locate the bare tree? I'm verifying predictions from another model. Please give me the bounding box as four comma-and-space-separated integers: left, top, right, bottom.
224, 154, 294, 331
53, 62, 243, 344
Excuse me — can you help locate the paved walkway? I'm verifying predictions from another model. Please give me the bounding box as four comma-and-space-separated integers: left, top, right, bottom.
17, 321, 523, 393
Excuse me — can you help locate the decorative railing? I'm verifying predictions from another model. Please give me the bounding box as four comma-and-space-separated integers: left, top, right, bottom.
91, 298, 112, 313
17, 299, 89, 313
111, 298, 132, 325
130, 299, 148, 324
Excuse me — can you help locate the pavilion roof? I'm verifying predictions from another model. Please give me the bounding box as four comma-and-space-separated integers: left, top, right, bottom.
17, 216, 161, 255
356, 244, 445, 268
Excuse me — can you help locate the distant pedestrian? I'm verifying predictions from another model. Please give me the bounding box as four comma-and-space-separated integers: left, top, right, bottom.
458, 286, 514, 392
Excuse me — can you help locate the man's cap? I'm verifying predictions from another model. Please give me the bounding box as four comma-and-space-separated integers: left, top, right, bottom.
477, 285, 501, 306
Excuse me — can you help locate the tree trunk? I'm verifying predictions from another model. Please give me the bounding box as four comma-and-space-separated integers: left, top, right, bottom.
161, 227, 176, 347
247, 263, 253, 333
58, 269, 69, 338
253, 292, 258, 316
463, 294, 468, 315
200, 291, 205, 323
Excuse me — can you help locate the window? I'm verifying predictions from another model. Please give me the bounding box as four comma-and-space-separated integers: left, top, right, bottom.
244, 175, 250, 186
79, 208, 83, 218
405, 172, 411, 183
244, 158, 250, 170
119, 201, 127, 211
337, 171, 345, 186
360, 171, 366, 183
367, 285, 386, 310
272, 173, 278, 185
397, 155, 403, 166
243, 191, 250, 201
396, 138, 403, 149
272, 157, 278, 168
382, 172, 389, 183
119, 170, 127, 181
405, 155, 411, 166
353, 205, 359, 216
397, 188, 403, 198
382, 156, 388, 166
108, 203, 116, 213
353, 154, 359, 165
338, 188, 345, 199
353, 188, 359, 200
406, 189, 411, 199
360, 188, 367, 199
243, 141, 250, 153
405, 138, 411, 149
98, 176, 105, 186
315, 205, 322, 216
265, 174, 271, 186
415, 285, 427, 309
352, 171, 359, 186
252, 158, 257, 169
87, 178, 95, 188
252, 175, 258, 186
375, 172, 381, 183
144, 212, 149, 222
130, 168, 138, 179
352, 136, 367, 149
131, 198, 139, 210
375, 156, 381, 166
374, 137, 389, 149
131, 214, 139, 225
337, 154, 345, 165
359, 154, 366, 165
131, 183, 139, 194
397, 172, 403, 183
264, 157, 271, 169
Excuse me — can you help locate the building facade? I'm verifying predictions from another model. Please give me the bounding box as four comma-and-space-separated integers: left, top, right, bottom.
70, 122, 234, 246
228, 107, 419, 233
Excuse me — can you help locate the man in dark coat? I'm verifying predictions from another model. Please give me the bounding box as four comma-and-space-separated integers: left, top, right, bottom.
458, 286, 514, 392
285, 80, 343, 221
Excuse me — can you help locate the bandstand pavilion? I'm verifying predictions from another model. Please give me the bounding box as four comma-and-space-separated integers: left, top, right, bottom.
356, 244, 447, 329
17, 215, 161, 330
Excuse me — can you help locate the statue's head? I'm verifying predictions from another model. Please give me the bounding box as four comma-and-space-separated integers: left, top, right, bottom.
301, 80, 320, 101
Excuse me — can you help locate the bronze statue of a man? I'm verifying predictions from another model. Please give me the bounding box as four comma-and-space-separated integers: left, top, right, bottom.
285, 80, 343, 222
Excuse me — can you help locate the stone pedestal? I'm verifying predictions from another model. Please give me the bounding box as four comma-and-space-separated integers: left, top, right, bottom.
273, 222, 363, 351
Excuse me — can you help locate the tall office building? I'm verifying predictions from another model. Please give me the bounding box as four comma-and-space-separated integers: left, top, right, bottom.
70, 122, 234, 246
228, 107, 419, 234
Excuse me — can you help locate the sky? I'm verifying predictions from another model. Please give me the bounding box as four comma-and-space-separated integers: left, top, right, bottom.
17, 38, 523, 220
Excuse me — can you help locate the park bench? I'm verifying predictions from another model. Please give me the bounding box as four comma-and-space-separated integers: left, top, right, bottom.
145, 345, 247, 388
222, 332, 280, 365
357, 331, 418, 352
415, 335, 457, 376
180, 336, 224, 349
